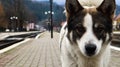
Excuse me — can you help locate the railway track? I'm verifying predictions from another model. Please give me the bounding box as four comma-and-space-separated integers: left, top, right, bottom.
111, 34, 120, 47
0, 32, 41, 50
0, 32, 119, 50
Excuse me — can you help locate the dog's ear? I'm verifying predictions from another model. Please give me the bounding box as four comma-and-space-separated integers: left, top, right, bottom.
65, 0, 83, 15
97, 0, 116, 18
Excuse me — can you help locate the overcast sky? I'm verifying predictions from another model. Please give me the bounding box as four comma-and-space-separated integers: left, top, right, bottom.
116, 0, 120, 5
32, 0, 64, 5
32, 0, 120, 5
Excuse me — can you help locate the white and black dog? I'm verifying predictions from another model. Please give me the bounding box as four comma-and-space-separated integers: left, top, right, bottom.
59, 0, 116, 67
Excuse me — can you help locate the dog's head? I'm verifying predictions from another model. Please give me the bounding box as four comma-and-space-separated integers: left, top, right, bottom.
65, 0, 116, 57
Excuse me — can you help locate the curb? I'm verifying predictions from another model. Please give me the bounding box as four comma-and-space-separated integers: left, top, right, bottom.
35, 32, 45, 39
110, 46, 120, 51
0, 39, 30, 54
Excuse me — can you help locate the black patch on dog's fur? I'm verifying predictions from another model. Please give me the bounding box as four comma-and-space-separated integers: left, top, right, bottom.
66, 0, 83, 16
91, 12, 113, 43
67, 11, 86, 43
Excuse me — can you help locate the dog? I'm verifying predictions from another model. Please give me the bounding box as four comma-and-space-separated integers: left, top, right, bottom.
59, 0, 116, 67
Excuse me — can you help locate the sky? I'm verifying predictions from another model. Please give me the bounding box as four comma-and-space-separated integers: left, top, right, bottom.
32, 0, 65, 5
116, 0, 120, 5
32, 0, 120, 6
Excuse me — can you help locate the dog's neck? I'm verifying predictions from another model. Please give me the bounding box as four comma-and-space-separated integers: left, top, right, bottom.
77, 57, 102, 67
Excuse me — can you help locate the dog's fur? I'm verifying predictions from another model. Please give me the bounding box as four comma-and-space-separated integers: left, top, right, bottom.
59, 0, 116, 67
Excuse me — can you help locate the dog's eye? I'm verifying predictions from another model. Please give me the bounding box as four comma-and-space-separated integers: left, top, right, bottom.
76, 26, 85, 33
94, 25, 106, 40
95, 25, 105, 34
98, 27, 104, 32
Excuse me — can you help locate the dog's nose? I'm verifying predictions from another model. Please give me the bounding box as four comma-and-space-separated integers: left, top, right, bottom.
85, 44, 96, 56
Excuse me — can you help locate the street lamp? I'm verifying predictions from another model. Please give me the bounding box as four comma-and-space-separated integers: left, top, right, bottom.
45, 12, 48, 15
44, 11, 54, 32
10, 16, 18, 32
45, 11, 54, 15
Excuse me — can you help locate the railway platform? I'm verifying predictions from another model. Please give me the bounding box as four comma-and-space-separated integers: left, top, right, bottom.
0, 32, 120, 67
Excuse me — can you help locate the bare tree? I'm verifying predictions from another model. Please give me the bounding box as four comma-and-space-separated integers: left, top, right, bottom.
1, 0, 31, 31
0, 2, 8, 30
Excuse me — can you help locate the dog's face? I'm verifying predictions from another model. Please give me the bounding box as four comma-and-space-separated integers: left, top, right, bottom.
66, 0, 116, 57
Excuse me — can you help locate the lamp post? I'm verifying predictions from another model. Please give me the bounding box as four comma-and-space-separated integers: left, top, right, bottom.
45, 11, 54, 32
44, 0, 54, 38
10, 16, 18, 32
50, 0, 53, 38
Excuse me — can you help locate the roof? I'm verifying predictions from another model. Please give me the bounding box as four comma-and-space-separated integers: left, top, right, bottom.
114, 14, 120, 22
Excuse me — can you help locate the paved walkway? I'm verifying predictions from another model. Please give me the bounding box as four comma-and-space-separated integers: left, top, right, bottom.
0, 32, 120, 67
0, 32, 61, 67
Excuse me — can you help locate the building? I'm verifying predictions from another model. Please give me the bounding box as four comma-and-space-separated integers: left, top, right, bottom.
114, 14, 120, 30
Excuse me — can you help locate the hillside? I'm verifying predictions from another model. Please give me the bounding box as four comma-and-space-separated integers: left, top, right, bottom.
24, 0, 66, 25
116, 5, 120, 15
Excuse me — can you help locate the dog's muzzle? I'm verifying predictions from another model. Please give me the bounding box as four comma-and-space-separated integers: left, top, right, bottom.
85, 44, 96, 56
